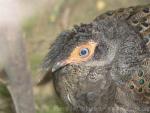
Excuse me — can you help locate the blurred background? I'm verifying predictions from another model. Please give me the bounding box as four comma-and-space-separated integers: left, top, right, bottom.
1, 0, 150, 113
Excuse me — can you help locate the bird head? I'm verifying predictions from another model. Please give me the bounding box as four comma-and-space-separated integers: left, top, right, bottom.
43, 19, 123, 73
40, 18, 146, 113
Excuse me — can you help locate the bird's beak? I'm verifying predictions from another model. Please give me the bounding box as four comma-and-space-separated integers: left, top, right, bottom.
52, 61, 68, 72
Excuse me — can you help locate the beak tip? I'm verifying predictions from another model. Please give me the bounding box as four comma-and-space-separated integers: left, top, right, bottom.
51, 61, 66, 72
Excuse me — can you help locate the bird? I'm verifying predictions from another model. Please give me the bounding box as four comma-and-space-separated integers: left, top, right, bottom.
39, 4, 150, 113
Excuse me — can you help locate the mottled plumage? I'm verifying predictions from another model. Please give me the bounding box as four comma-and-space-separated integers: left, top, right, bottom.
40, 4, 150, 113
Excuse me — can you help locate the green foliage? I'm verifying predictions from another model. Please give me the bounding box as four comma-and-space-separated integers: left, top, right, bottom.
36, 96, 70, 113
23, 15, 38, 37
29, 53, 43, 76
0, 84, 10, 97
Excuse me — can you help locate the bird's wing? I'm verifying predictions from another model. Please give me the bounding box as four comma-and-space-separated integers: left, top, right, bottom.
127, 7, 150, 50
95, 4, 150, 49
95, 4, 150, 104
116, 4, 150, 103
117, 5, 150, 104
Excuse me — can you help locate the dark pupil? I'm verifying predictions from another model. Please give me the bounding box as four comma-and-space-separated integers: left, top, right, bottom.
80, 48, 88, 56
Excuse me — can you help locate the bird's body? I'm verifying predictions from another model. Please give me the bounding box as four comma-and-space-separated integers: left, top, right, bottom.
41, 4, 150, 113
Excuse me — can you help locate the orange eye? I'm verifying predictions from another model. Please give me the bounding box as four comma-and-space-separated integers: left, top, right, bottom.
65, 41, 97, 64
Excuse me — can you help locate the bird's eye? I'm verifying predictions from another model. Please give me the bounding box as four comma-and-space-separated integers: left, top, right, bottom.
79, 48, 89, 57
65, 41, 96, 64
